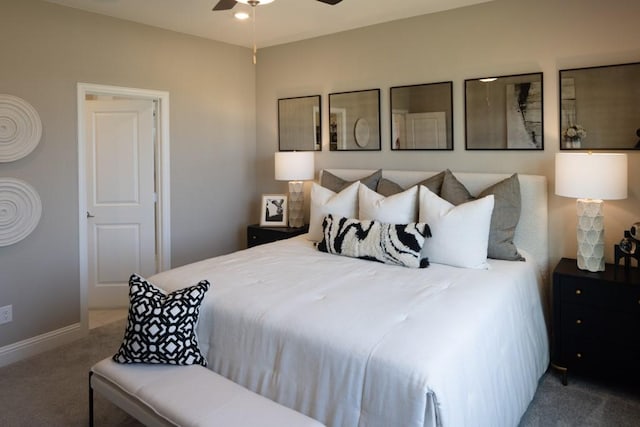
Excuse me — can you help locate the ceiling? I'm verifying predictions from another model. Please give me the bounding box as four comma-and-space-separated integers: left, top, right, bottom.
43, 0, 493, 48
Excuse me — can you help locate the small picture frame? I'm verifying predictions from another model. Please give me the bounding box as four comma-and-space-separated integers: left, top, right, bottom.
260, 194, 288, 227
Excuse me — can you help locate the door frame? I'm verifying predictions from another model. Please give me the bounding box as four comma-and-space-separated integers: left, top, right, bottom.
77, 83, 171, 331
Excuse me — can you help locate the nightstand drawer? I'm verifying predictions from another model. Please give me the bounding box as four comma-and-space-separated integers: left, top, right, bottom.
560, 276, 640, 311
560, 338, 640, 372
561, 303, 639, 341
247, 224, 309, 248
560, 277, 615, 306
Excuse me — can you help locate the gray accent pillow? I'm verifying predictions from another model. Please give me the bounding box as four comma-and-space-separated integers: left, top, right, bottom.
321, 169, 381, 192
376, 171, 445, 197
440, 170, 524, 261
376, 178, 404, 197
440, 169, 475, 203
418, 171, 446, 195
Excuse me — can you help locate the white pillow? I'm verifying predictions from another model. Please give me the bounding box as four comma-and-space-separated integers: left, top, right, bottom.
419, 186, 494, 269
308, 181, 359, 241
358, 184, 418, 223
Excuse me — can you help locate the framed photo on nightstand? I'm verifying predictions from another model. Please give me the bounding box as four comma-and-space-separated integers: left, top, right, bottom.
260, 194, 287, 227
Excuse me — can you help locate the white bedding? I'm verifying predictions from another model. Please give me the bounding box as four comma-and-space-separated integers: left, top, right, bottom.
150, 236, 549, 427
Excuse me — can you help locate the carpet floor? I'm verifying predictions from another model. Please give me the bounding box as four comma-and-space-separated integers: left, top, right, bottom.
0, 319, 638, 426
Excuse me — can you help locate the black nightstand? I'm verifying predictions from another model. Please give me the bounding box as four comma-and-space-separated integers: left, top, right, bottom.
247, 224, 309, 248
552, 258, 640, 385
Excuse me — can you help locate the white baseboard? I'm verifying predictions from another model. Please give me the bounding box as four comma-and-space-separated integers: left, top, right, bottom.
0, 323, 86, 368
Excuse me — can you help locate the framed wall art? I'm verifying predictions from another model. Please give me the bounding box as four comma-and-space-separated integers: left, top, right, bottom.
390, 81, 453, 150
465, 72, 543, 150
278, 95, 321, 151
560, 62, 640, 150
0, 94, 42, 162
328, 89, 380, 151
260, 194, 288, 227
0, 177, 42, 246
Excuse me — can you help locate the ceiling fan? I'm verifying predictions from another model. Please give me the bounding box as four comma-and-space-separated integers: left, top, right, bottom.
212, 0, 343, 64
213, 0, 343, 11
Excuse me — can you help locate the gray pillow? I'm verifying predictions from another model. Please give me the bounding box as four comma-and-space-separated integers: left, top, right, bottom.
321, 169, 381, 192
376, 171, 445, 197
376, 178, 404, 196
440, 169, 474, 203
418, 171, 446, 195
440, 170, 524, 261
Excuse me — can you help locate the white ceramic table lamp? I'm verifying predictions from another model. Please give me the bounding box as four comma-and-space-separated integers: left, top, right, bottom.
555, 152, 628, 272
275, 152, 314, 228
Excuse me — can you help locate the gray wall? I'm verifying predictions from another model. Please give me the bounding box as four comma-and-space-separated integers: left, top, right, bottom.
0, 0, 255, 348
256, 0, 640, 276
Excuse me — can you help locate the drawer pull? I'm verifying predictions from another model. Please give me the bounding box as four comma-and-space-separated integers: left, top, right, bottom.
576, 319, 582, 325
576, 353, 582, 359
575, 289, 582, 295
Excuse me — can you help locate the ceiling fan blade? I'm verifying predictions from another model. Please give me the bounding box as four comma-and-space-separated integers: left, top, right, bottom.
212, 0, 238, 11
316, 0, 343, 4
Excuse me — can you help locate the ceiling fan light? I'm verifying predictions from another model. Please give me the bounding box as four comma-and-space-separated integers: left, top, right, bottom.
234, 11, 250, 20
236, 0, 275, 5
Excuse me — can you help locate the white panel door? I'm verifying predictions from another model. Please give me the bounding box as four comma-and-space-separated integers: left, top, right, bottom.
406, 112, 447, 149
86, 100, 156, 308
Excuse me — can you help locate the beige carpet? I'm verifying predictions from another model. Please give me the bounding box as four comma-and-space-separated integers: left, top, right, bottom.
0, 319, 140, 427
0, 318, 638, 426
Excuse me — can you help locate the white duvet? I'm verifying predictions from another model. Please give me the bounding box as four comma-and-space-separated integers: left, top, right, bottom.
150, 236, 549, 427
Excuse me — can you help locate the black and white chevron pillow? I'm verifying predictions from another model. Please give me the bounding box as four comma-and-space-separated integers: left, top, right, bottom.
113, 274, 210, 366
317, 215, 431, 268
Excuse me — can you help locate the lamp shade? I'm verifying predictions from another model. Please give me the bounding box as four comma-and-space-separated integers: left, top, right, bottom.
555, 153, 627, 200
275, 152, 314, 181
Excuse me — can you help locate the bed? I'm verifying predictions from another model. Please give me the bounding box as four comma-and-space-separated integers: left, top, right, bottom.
149, 169, 550, 427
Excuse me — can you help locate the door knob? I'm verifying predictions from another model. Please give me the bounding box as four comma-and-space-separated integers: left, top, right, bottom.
86, 211, 95, 218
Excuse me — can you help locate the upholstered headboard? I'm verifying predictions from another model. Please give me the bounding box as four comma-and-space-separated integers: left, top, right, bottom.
320, 169, 549, 279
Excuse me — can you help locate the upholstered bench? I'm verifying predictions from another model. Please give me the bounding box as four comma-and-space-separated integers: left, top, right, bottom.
89, 357, 325, 427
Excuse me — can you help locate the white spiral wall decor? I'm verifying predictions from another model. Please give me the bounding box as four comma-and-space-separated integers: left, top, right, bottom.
0, 177, 42, 247
0, 94, 42, 162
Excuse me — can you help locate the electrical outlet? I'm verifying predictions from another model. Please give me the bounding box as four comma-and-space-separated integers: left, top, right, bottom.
0, 305, 12, 325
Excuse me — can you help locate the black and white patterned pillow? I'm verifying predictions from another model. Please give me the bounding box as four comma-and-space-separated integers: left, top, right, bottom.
113, 274, 210, 366
317, 215, 431, 268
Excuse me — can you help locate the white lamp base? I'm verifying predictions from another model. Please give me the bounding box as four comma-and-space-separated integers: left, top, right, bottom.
576, 198, 605, 272
288, 181, 304, 228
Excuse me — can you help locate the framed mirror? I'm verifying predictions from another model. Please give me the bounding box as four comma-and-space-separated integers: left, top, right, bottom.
465, 72, 543, 150
328, 89, 381, 151
390, 81, 453, 150
560, 62, 640, 150
278, 95, 321, 151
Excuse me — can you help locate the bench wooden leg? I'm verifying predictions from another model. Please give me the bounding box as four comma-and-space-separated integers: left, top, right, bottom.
89, 371, 94, 427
